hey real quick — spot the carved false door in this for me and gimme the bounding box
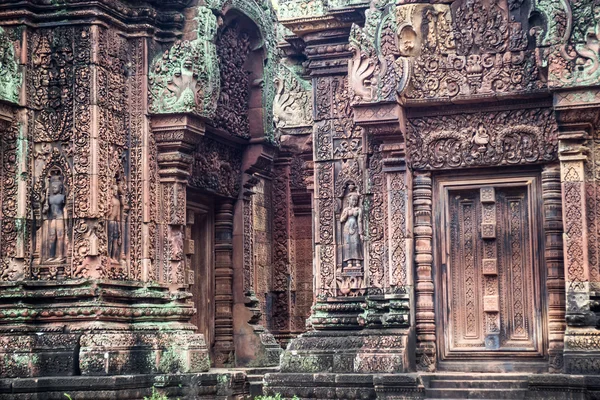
[186,199,215,363]
[439,178,545,366]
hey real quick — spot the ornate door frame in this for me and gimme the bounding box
[431,169,558,372]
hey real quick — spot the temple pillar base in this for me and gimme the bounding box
[564,328,600,374]
[264,372,422,399]
[0,371,248,399]
[0,332,80,378]
[280,329,411,374]
[79,329,210,376]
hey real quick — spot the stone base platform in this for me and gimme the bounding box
[264,372,600,399]
[0,370,249,400]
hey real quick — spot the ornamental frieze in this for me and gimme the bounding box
[407,106,559,170]
[189,136,243,198]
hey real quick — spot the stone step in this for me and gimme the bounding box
[430,379,528,389]
[425,388,528,399]
[423,373,529,381]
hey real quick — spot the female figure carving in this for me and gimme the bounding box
[340,191,363,268]
[43,172,66,263]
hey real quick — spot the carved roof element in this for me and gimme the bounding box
[0,27,21,105]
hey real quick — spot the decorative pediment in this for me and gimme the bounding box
[273,61,313,136]
[0,27,22,105]
[148,6,220,117]
[348,2,409,105]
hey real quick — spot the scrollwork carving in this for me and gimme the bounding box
[273,61,313,134]
[149,6,220,117]
[407,107,559,170]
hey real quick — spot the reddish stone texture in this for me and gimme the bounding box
[3,0,600,399]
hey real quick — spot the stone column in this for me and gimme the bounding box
[214,199,235,366]
[542,164,566,372]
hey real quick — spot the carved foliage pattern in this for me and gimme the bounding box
[407,107,559,170]
[563,163,586,291]
[214,21,252,138]
[585,138,600,285]
[0,112,24,281]
[189,137,242,198]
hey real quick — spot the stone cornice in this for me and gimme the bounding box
[0,0,185,39]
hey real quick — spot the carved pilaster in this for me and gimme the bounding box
[555,89,600,373]
[413,171,435,371]
[272,157,292,336]
[214,199,235,367]
[152,114,203,286]
[542,163,566,372]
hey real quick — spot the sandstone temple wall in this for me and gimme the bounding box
[0,0,599,399]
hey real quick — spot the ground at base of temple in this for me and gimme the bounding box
[2,371,600,399]
[264,372,600,400]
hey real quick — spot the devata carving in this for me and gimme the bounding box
[337,187,365,297]
[407,107,559,170]
[107,175,128,262]
[149,6,220,117]
[42,170,67,263]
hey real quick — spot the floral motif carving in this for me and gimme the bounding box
[149,6,220,117]
[407,107,559,170]
[0,27,22,104]
[189,137,242,198]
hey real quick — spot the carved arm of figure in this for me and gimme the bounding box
[340,207,349,224]
[357,207,364,241]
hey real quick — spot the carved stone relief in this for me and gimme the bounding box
[407,107,559,170]
[0,26,22,104]
[396,1,545,102]
[273,61,313,135]
[189,137,242,198]
[149,6,220,117]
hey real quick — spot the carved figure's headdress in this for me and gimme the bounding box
[49,169,64,184]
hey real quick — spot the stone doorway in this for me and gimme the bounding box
[186,196,215,364]
[435,174,547,371]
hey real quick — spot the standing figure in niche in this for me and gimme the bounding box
[43,173,66,263]
[107,183,122,261]
[340,191,363,268]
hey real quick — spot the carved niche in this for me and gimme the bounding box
[32,149,73,280]
[407,106,559,170]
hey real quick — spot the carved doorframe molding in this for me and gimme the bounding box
[414,166,565,372]
[406,100,564,372]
